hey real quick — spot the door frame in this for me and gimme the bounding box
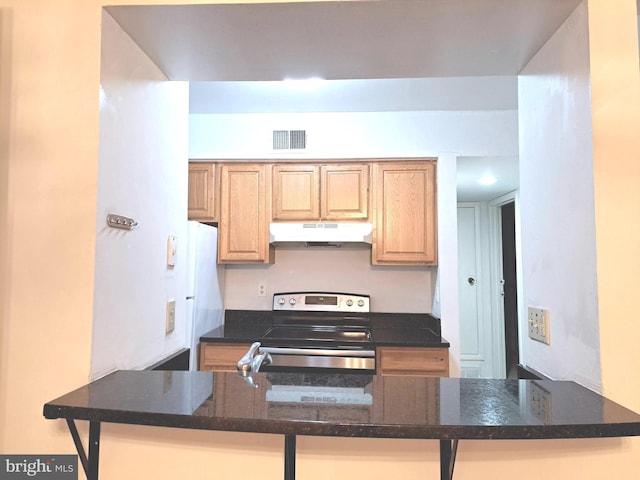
[487,190,521,378]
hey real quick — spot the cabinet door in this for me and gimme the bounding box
[372,161,437,265]
[320,164,369,220]
[188,162,216,221]
[199,343,252,371]
[272,164,320,220]
[377,347,449,377]
[218,164,273,263]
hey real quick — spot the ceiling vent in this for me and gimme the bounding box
[273,130,307,150]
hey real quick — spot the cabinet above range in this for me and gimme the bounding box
[272,163,369,221]
[187,159,437,266]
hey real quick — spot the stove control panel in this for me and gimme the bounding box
[273,292,370,313]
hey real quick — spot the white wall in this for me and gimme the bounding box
[91,11,190,379]
[435,154,461,376]
[518,2,601,390]
[225,247,435,313]
[190,110,518,159]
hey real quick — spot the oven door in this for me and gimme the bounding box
[259,346,376,373]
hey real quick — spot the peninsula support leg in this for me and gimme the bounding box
[439,439,459,480]
[284,434,296,480]
[65,419,101,480]
[88,422,101,480]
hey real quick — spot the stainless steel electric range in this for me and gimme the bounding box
[254,292,376,373]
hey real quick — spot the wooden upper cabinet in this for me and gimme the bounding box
[272,163,369,221]
[372,160,437,265]
[272,164,320,220]
[218,163,274,264]
[188,162,216,221]
[321,164,369,220]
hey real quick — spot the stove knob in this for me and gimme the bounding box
[357,299,365,307]
[346,299,353,307]
[278,298,285,305]
[289,298,296,306]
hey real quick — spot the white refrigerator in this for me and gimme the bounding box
[186,221,225,371]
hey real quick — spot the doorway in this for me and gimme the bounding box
[500,201,519,378]
[488,192,520,379]
[457,192,520,379]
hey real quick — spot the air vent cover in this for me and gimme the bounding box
[273,130,307,150]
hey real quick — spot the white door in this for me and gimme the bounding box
[457,204,491,377]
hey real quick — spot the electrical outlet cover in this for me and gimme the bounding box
[528,306,550,344]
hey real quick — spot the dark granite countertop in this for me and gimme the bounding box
[200,310,449,348]
[44,370,640,440]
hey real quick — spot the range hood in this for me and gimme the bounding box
[269,222,373,247]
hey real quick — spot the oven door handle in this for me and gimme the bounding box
[259,347,375,357]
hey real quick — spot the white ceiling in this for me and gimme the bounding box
[456,156,519,202]
[105,0,584,202]
[106,0,583,81]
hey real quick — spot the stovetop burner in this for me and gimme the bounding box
[263,325,372,343]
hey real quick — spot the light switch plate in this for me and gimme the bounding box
[167,235,177,268]
[166,300,176,334]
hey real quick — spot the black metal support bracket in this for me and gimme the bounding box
[439,439,459,480]
[284,434,296,480]
[65,419,101,480]
[64,420,455,480]
[65,419,88,476]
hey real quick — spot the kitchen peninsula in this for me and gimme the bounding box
[44,370,640,480]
